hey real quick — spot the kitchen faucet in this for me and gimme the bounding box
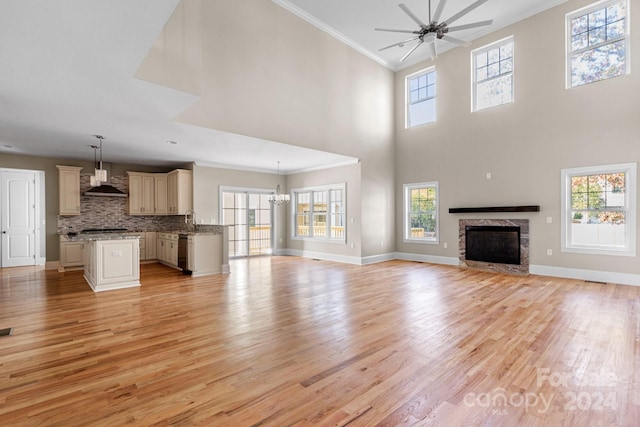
[184,210,196,226]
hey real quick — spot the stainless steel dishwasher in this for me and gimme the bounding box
[178,234,190,274]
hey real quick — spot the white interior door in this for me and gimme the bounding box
[1,171,36,267]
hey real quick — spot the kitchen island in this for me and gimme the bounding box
[83,234,140,292]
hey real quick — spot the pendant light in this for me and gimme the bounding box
[268,161,290,205]
[90,135,107,186]
[90,144,99,187]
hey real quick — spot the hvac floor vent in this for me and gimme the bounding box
[0,327,13,337]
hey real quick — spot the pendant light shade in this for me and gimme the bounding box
[90,135,108,187]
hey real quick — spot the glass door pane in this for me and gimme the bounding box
[249,193,272,255]
[222,190,273,257]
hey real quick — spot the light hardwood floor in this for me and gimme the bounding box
[0,257,639,426]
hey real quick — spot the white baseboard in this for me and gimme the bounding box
[278,250,640,287]
[361,252,396,265]
[394,252,460,266]
[281,249,364,265]
[530,264,640,287]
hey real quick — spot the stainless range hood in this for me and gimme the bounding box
[84,184,127,197]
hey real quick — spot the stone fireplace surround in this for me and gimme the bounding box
[459,219,529,275]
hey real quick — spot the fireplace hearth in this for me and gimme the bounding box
[459,219,529,275]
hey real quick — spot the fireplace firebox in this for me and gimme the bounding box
[465,225,520,265]
[458,219,529,275]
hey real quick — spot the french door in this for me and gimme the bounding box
[221,189,273,257]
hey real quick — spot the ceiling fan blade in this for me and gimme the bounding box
[432,0,448,23]
[400,40,423,62]
[374,27,418,34]
[442,0,489,25]
[379,36,420,51]
[447,19,493,32]
[399,3,427,28]
[440,35,470,46]
[428,39,438,60]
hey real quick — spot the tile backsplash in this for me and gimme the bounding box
[57,173,191,233]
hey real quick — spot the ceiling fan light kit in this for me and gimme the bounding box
[375,0,493,62]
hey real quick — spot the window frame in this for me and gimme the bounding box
[405,66,436,128]
[565,0,630,88]
[471,35,515,112]
[403,181,439,244]
[291,183,346,243]
[561,162,636,257]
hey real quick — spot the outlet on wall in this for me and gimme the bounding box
[547,249,553,256]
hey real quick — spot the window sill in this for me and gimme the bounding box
[561,246,635,257]
[404,238,439,245]
[291,236,346,245]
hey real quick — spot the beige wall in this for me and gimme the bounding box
[137,0,396,259]
[395,0,640,274]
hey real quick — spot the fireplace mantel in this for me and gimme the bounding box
[449,205,540,214]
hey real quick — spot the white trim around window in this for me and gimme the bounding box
[291,183,346,243]
[403,181,439,244]
[565,0,630,88]
[561,162,636,256]
[471,35,514,112]
[405,66,436,128]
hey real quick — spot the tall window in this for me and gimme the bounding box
[404,182,438,243]
[567,0,629,88]
[472,36,514,112]
[561,163,636,256]
[293,184,345,241]
[406,67,436,128]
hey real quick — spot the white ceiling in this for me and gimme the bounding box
[275,0,567,70]
[0,0,565,174]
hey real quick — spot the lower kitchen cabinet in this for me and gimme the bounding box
[187,233,223,277]
[83,237,140,292]
[128,231,157,261]
[145,232,157,260]
[157,233,178,267]
[59,236,84,271]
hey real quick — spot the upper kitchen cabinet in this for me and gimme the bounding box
[154,174,168,215]
[167,169,193,215]
[128,172,157,215]
[57,165,82,215]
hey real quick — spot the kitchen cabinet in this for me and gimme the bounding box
[154,175,168,214]
[167,169,193,215]
[187,233,223,277]
[59,235,84,271]
[145,232,157,260]
[128,172,169,215]
[127,232,151,260]
[157,232,178,267]
[57,165,82,215]
[83,237,140,292]
[128,172,153,215]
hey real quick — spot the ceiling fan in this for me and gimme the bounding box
[375,0,493,62]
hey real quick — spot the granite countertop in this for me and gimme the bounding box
[58,225,227,240]
[61,233,142,242]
